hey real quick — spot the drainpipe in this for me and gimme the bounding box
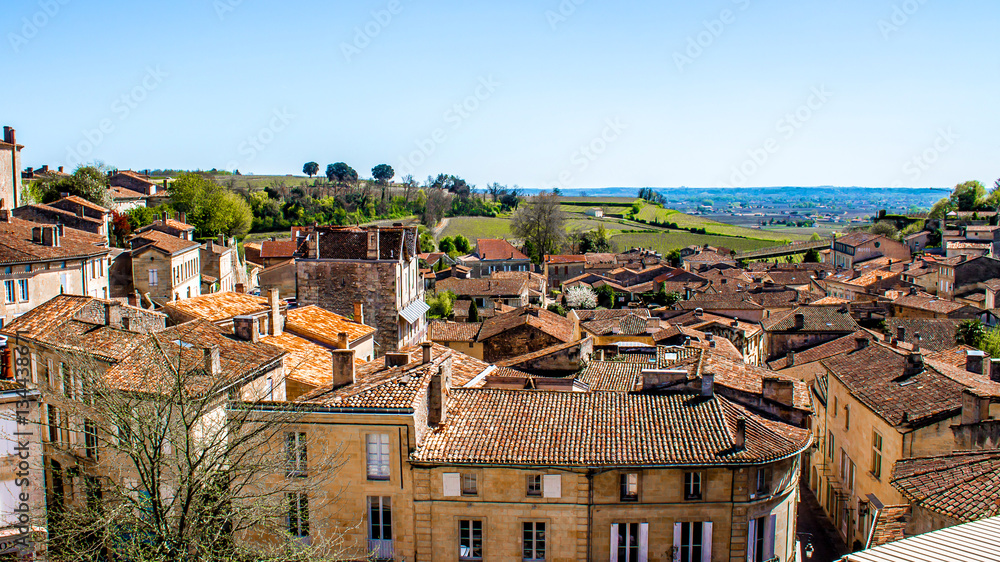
[587,469,594,562]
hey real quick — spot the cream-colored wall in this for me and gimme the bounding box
[0,256,110,324]
[132,247,201,301]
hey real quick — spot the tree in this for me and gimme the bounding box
[928,197,952,219]
[371,164,394,184]
[596,284,616,309]
[803,248,821,263]
[565,285,597,309]
[955,320,986,347]
[110,210,133,247]
[427,290,456,319]
[419,231,436,253]
[167,173,253,238]
[579,225,612,253]
[949,180,987,211]
[30,165,111,207]
[421,189,452,227]
[302,162,319,178]
[325,164,337,182]
[438,237,455,254]
[869,221,899,239]
[467,299,480,322]
[511,192,566,263]
[30,326,348,562]
[452,235,472,254]
[326,163,358,186]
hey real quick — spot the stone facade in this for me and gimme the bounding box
[0,127,22,209]
[480,323,565,363]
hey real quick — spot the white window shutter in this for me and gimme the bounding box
[747,518,757,562]
[764,514,777,560]
[610,524,619,562]
[638,522,649,562]
[702,521,713,562]
[543,474,561,498]
[673,522,682,562]
[442,473,460,497]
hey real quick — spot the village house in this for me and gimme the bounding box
[435,276,529,314]
[135,212,196,241]
[129,229,202,303]
[761,306,860,361]
[456,238,532,278]
[891,289,980,319]
[0,213,111,325]
[428,320,484,360]
[12,195,111,242]
[476,306,579,363]
[831,233,911,269]
[489,270,547,306]
[295,225,427,353]
[108,169,166,199]
[543,254,586,286]
[200,235,237,293]
[0,127,23,209]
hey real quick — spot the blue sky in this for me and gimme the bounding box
[4,0,998,189]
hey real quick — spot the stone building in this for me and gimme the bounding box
[200,235,236,293]
[761,306,860,361]
[457,238,532,278]
[435,277,529,313]
[12,195,111,241]
[0,127,23,209]
[477,306,579,363]
[543,254,586,287]
[129,229,202,303]
[0,213,111,325]
[831,233,911,269]
[296,225,427,354]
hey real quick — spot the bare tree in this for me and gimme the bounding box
[20,333,350,562]
[511,191,567,262]
[422,188,452,228]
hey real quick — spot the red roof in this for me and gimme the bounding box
[476,239,529,261]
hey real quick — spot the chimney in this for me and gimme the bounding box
[422,341,433,365]
[961,389,989,425]
[41,226,59,247]
[58,166,63,173]
[427,366,449,426]
[645,317,661,333]
[897,326,906,342]
[855,337,869,351]
[0,209,10,222]
[965,350,985,375]
[787,351,795,366]
[161,179,167,193]
[206,239,214,252]
[268,288,282,336]
[233,315,259,342]
[763,377,795,406]
[2,127,14,145]
[793,313,805,329]
[908,286,917,295]
[331,349,356,388]
[701,372,715,396]
[337,331,349,349]
[990,359,1000,382]
[121,316,131,331]
[385,352,410,368]
[162,211,169,223]
[366,229,379,260]
[104,302,121,327]
[218,233,226,247]
[903,351,924,378]
[734,417,746,450]
[234,283,245,294]
[694,307,703,317]
[353,302,364,324]
[204,346,220,376]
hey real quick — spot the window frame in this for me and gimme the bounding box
[526,474,542,497]
[287,492,309,538]
[871,430,883,479]
[683,471,703,501]
[17,279,28,302]
[367,495,392,542]
[286,432,307,477]
[678,520,704,562]
[522,521,546,562]
[620,472,639,502]
[365,433,391,481]
[4,280,14,304]
[459,519,484,561]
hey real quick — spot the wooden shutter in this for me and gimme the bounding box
[746,518,757,562]
[763,514,777,560]
[638,522,648,562]
[610,524,619,562]
[442,473,460,496]
[672,522,682,562]
[702,521,713,562]
[543,474,561,498]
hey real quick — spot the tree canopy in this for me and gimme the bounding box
[511,191,566,263]
[29,165,111,207]
[167,173,253,238]
[371,164,394,183]
[302,162,319,178]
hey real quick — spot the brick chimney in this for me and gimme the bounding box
[385,352,410,368]
[353,302,364,324]
[961,389,989,425]
[422,341,432,365]
[763,377,795,406]
[204,346,220,376]
[965,350,985,375]
[104,302,121,327]
[366,229,379,260]
[2,127,14,145]
[990,359,1000,382]
[734,417,746,449]
[331,349,356,388]
[787,351,795,367]
[897,326,906,342]
[793,313,805,330]
[337,331,349,349]
[234,283,245,294]
[902,351,924,378]
[855,337,869,351]
[701,372,714,396]
[268,288,282,337]
[233,315,259,342]
[427,360,451,426]
[645,317,661,333]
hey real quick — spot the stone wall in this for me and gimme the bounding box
[481,324,563,363]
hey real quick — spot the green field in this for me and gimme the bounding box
[635,204,810,242]
[611,232,776,254]
[438,217,514,240]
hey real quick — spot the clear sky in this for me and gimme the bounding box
[4,0,998,189]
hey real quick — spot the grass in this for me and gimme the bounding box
[438,217,514,240]
[634,204,811,243]
[611,232,776,254]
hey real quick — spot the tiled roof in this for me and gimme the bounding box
[810,296,850,306]
[577,360,643,391]
[436,277,528,297]
[57,195,109,214]
[836,232,880,247]
[882,318,964,352]
[0,294,165,349]
[130,229,200,255]
[545,254,586,264]
[767,331,875,370]
[582,313,651,336]
[892,451,1000,523]
[109,185,145,199]
[492,337,592,370]
[821,344,968,427]
[0,217,109,264]
[585,253,616,265]
[573,308,650,322]
[429,321,483,342]
[285,305,376,345]
[761,306,859,332]
[114,170,156,186]
[925,345,984,368]
[259,239,303,259]
[893,294,972,315]
[678,293,764,311]
[475,238,529,261]
[868,505,911,547]
[489,270,546,292]
[263,331,364,389]
[478,306,576,343]
[298,343,489,409]
[136,218,195,233]
[161,292,269,323]
[412,389,811,466]
[314,226,417,261]
[698,350,811,409]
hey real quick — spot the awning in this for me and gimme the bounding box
[400,300,430,324]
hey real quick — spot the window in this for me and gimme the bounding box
[833,396,838,417]
[17,279,27,302]
[84,419,98,459]
[286,432,307,476]
[526,474,542,497]
[287,492,309,537]
[459,519,483,561]
[47,405,59,443]
[266,377,274,400]
[840,449,856,494]
[523,522,546,561]
[684,471,702,500]
[871,431,883,479]
[747,515,775,562]
[461,473,478,496]
[845,404,851,430]
[368,496,392,543]
[620,473,639,502]
[148,268,158,287]
[827,431,835,460]
[676,521,709,562]
[753,467,772,497]
[4,280,14,304]
[611,522,646,562]
[366,434,390,480]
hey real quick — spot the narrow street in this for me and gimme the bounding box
[797,486,849,562]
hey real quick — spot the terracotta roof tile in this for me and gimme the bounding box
[868,505,911,547]
[285,305,376,345]
[260,239,304,259]
[883,318,964,352]
[767,331,875,370]
[892,451,1000,523]
[0,217,108,264]
[161,292,270,323]
[478,306,576,343]
[474,239,529,261]
[130,229,200,255]
[429,321,483,342]
[436,277,528,297]
[762,306,859,332]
